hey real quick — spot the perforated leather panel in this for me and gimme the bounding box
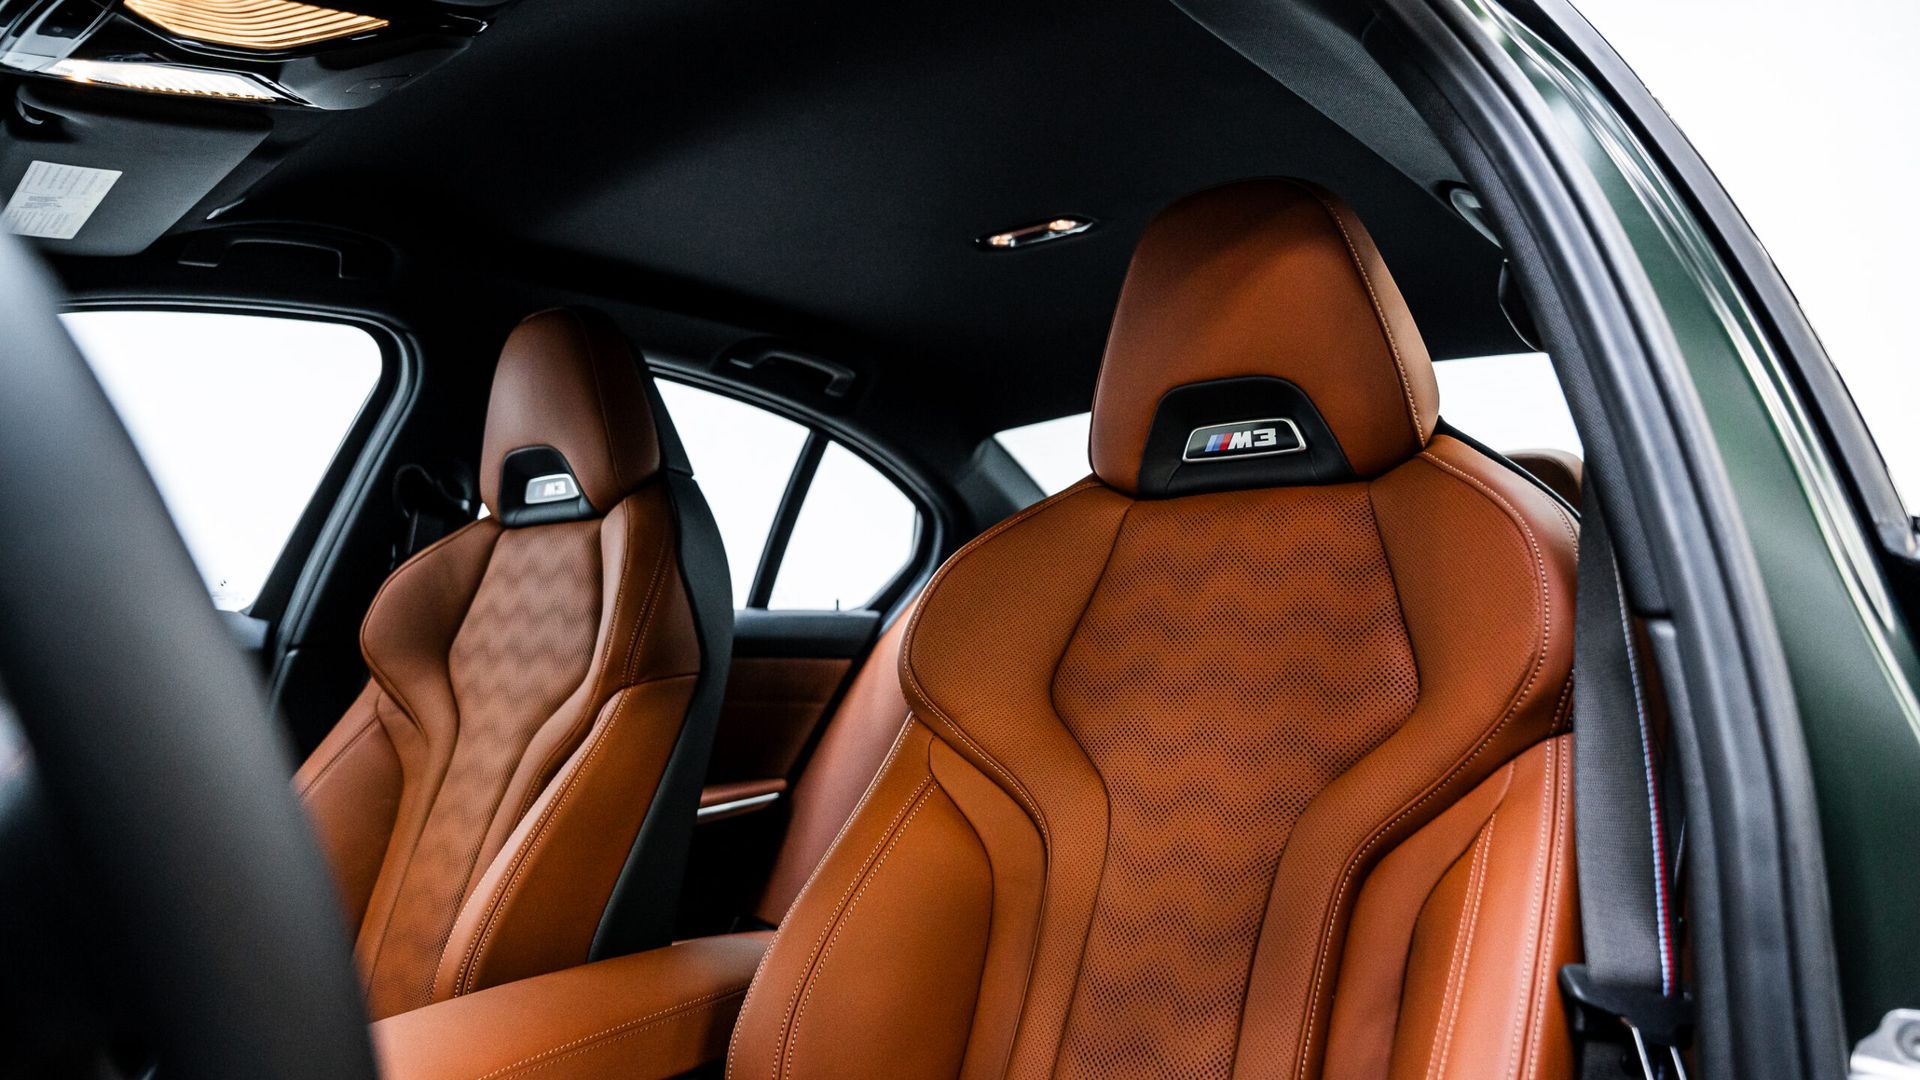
[1052,486,1418,1079]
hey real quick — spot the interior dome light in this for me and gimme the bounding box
[124,0,388,51]
[45,57,285,101]
[976,215,1094,251]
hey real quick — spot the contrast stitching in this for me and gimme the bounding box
[1292,450,1556,1080]
[455,689,636,994]
[784,788,935,1080]
[1298,183,1423,447]
[295,708,382,798]
[727,715,918,1079]
[473,983,747,1080]
[1427,815,1497,1080]
[455,678,694,996]
[360,519,497,732]
[1616,559,1675,994]
[1503,742,1556,1079]
[1522,741,1572,1080]
[897,481,1105,834]
[1548,677,1576,736]
[769,776,934,1080]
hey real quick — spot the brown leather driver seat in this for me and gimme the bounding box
[729,180,1581,1079]
[295,308,733,1021]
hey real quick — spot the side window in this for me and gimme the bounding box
[658,379,921,611]
[995,352,1579,501]
[1431,352,1582,455]
[769,443,918,611]
[59,309,383,612]
[656,381,809,607]
[995,411,1092,497]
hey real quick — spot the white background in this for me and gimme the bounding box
[1572,0,1919,505]
[62,310,380,610]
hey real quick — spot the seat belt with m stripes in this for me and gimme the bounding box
[1562,482,1693,1080]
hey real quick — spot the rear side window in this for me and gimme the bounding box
[658,379,922,611]
[770,443,918,610]
[995,412,1092,497]
[657,381,809,607]
[995,352,1580,500]
[59,309,382,611]
[1430,352,1582,455]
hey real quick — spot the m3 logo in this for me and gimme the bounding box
[1181,417,1307,463]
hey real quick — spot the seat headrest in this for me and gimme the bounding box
[479,307,661,524]
[1089,179,1438,497]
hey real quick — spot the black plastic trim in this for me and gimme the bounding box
[747,431,826,608]
[732,608,881,660]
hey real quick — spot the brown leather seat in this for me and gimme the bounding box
[294,307,733,1021]
[728,180,1581,1078]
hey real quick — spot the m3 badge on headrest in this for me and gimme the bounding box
[1181,417,1306,463]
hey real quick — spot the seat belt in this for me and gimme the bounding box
[1562,482,1693,1080]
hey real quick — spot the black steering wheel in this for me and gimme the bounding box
[0,230,378,1078]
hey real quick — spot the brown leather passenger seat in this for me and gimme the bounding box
[728,180,1582,1078]
[294,307,733,1021]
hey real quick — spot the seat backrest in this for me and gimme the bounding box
[295,307,732,1020]
[729,180,1580,1079]
[1509,448,1584,506]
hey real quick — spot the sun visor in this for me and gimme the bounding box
[2,84,267,255]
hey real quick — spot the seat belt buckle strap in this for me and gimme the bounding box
[1561,963,1694,1080]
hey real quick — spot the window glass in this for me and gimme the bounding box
[1432,352,1583,456]
[657,380,808,607]
[1571,0,1919,505]
[770,443,918,611]
[995,411,1092,497]
[59,309,382,611]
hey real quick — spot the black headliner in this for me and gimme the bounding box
[224,0,1514,433]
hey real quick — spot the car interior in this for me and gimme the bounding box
[2,0,1882,1078]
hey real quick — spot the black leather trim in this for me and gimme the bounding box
[1136,376,1355,497]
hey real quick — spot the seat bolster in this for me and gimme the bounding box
[294,679,402,933]
[730,721,994,1080]
[1322,735,1579,1080]
[374,931,770,1080]
[435,675,700,1000]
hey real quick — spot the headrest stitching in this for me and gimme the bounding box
[1295,183,1425,449]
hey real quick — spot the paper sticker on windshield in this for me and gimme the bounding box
[3,161,122,241]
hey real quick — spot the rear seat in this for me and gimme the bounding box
[1509,448,1583,505]
[753,601,915,924]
